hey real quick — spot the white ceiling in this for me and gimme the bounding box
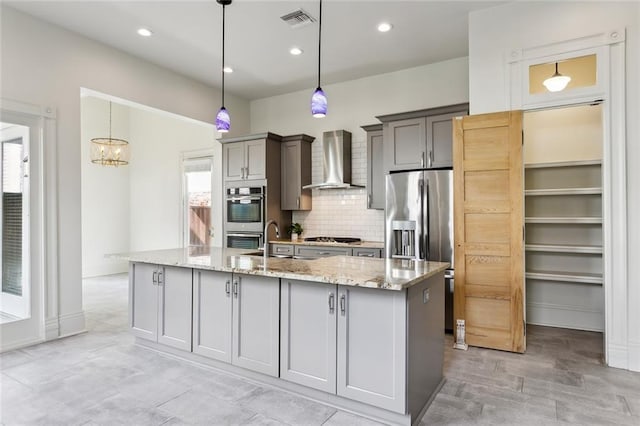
[6,0,505,101]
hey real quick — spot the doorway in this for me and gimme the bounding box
[0,122,30,323]
[523,104,604,353]
[182,152,214,247]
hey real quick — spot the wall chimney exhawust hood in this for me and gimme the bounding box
[303,130,363,190]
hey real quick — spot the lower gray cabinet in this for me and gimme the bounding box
[280,280,406,413]
[352,247,382,258]
[280,279,337,393]
[337,285,407,413]
[193,271,280,377]
[193,270,233,362]
[129,262,193,351]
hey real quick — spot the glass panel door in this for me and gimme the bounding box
[183,156,213,247]
[0,122,30,323]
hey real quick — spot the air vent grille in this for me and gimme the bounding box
[280,9,316,28]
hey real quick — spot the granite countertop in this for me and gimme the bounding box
[269,239,384,249]
[113,247,448,291]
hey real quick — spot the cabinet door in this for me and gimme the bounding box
[367,130,385,210]
[193,270,233,362]
[280,280,337,393]
[427,111,466,169]
[281,141,301,210]
[157,266,193,351]
[129,262,158,341]
[232,274,280,376]
[294,246,352,258]
[245,139,266,180]
[384,118,426,172]
[352,248,382,258]
[223,143,245,181]
[337,286,406,413]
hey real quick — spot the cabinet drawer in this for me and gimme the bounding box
[269,244,294,256]
[294,246,352,259]
[352,248,382,258]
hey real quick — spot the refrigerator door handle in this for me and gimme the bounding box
[425,179,430,261]
[418,178,425,259]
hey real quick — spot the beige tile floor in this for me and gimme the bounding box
[1,274,639,425]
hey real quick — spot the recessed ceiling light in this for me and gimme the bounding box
[223,66,233,73]
[377,22,392,33]
[290,47,303,56]
[137,28,153,37]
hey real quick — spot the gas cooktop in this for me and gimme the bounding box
[304,236,362,244]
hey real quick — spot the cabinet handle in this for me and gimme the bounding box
[328,293,335,313]
[340,294,346,315]
[225,280,231,296]
[152,271,158,285]
[297,197,300,208]
[319,251,332,255]
[359,253,374,257]
[240,167,245,179]
[244,166,248,179]
[233,279,239,298]
[367,194,371,209]
[421,152,425,168]
[429,150,434,168]
[157,271,164,286]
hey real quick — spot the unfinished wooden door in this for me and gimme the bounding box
[453,111,525,353]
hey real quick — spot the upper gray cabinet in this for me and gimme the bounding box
[377,103,469,172]
[361,124,384,210]
[220,132,283,182]
[281,134,314,211]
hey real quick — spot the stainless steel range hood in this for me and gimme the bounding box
[302,130,364,190]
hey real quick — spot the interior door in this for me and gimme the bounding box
[453,111,525,353]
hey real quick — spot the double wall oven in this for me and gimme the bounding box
[225,185,265,249]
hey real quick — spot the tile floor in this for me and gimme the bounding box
[0,274,639,425]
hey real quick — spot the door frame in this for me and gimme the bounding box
[0,98,58,351]
[506,28,627,368]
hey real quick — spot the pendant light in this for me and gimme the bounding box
[543,62,571,92]
[216,0,232,132]
[90,101,129,167]
[311,0,327,118]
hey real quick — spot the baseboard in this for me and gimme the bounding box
[82,261,128,279]
[58,311,86,337]
[45,317,59,340]
[527,302,603,332]
[607,342,629,370]
[628,340,640,372]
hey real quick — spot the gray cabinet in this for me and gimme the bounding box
[280,279,337,393]
[232,274,280,377]
[129,262,193,351]
[362,124,384,210]
[294,245,352,259]
[337,285,406,413]
[192,270,280,377]
[192,270,233,362]
[222,139,265,181]
[377,103,468,173]
[352,247,382,258]
[281,134,314,211]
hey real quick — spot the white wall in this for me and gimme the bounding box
[251,57,469,241]
[0,5,250,338]
[128,106,218,252]
[80,97,130,277]
[469,1,639,370]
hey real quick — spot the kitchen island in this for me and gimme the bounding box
[119,247,447,426]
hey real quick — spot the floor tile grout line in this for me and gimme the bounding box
[618,394,632,416]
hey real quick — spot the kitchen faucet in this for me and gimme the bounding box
[263,219,280,261]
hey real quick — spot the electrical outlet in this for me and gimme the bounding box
[423,288,430,303]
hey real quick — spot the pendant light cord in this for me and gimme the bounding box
[317,0,322,88]
[221,3,226,108]
[109,101,112,140]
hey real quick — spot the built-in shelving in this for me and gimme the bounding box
[525,244,602,254]
[526,270,603,285]
[524,187,601,196]
[525,217,602,224]
[524,159,602,169]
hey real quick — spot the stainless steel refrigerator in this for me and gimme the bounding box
[385,170,455,332]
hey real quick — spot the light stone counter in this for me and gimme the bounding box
[115,247,448,290]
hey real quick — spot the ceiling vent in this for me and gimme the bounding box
[280,9,316,29]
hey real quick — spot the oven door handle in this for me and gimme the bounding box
[226,233,263,238]
[227,196,263,202]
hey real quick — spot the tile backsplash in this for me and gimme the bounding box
[291,133,385,242]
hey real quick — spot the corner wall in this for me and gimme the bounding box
[0,5,250,338]
[468,1,639,371]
